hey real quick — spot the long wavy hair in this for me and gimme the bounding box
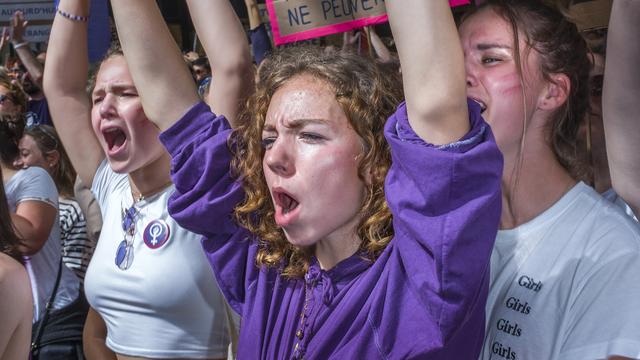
[24,125,77,198]
[231,47,403,278]
[464,0,591,180]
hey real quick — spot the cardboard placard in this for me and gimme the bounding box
[0,0,54,42]
[266,0,470,45]
[569,0,613,31]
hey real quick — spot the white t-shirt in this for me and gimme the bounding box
[5,166,80,322]
[84,160,231,358]
[481,182,640,360]
[602,188,638,222]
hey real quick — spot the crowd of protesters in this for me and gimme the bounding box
[0,0,639,359]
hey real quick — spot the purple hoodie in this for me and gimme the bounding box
[159,100,502,359]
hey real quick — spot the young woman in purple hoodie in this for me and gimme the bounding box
[111,0,502,358]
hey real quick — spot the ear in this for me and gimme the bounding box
[538,73,570,111]
[46,150,60,169]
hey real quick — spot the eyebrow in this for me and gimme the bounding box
[476,43,512,51]
[92,84,136,96]
[263,118,328,132]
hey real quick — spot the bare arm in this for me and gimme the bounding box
[12,200,57,256]
[43,0,103,186]
[0,257,32,359]
[341,30,361,53]
[110,0,199,132]
[0,27,10,67]
[186,0,253,127]
[11,11,43,89]
[603,0,640,214]
[386,0,468,145]
[367,26,394,63]
[83,307,117,360]
[245,0,262,30]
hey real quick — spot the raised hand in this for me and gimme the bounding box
[10,11,28,43]
[0,27,10,52]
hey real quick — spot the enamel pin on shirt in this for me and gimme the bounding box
[143,219,171,249]
[116,204,138,270]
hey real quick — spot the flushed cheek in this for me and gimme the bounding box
[486,71,522,98]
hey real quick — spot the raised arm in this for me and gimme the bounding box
[109,0,200,131]
[386,0,468,145]
[367,26,394,64]
[11,11,43,89]
[43,0,103,186]
[245,0,262,30]
[603,0,640,214]
[245,0,272,66]
[186,0,253,127]
[0,27,9,66]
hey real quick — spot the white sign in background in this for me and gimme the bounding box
[0,1,54,42]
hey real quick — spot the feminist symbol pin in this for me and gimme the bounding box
[143,219,171,249]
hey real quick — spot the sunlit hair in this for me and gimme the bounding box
[231,46,403,278]
[0,166,23,263]
[87,42,124,96]
[464,0,591,180]
[0,112,25,167]
[0,77,28,113]
[24,125,77,198]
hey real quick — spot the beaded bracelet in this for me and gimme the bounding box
[57,8,89,22]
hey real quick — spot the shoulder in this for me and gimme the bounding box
[91,159,129,206]
[21,165,50,179]
[12,167,58,207]
[574,185,640,258]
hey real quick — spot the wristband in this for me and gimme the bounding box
[12,41,29,50]
[57,8,89,22]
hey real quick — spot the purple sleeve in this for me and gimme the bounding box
[159,102,255,313]
[249,24,272,65]
[384,99,503,339]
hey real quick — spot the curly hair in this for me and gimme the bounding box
[24,125,77,198]
[466,0,591,180]
[231,46,403,278]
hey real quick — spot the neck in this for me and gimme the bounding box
[500,135,577,230]
[128,152,172,201]
[314,220,361,271]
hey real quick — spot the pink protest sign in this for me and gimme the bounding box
[266,0,470,46]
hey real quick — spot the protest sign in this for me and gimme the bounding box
[266,0,470,45]
[0,0,55,42]
[569,0,612,31]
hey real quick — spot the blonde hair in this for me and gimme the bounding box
[231,47,403,278]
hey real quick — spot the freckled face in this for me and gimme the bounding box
[262,75,365,248]
[91,56,165,174]
[460,8,547,157]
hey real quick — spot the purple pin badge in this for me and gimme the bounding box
[143,219,171,249]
